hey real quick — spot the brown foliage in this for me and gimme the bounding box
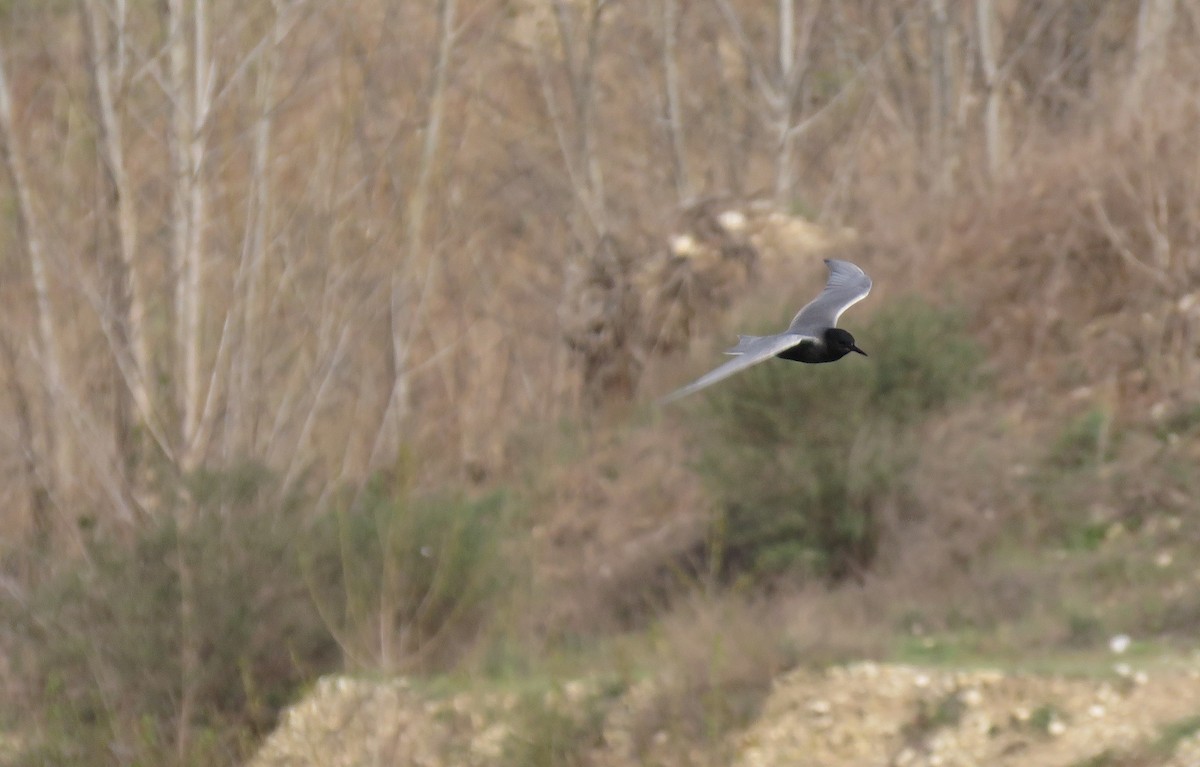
[0,0,1182,529]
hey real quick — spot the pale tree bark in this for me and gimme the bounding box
[80,0,160,507]
[163,0,212,758]
[568,0,609,232]
[400,0,457,396]
[1126,0,1177,119]
[927,0,951,191]
[975,0,1005,179]
[711,0,822,206]
[405,0,455,272]
[773,0,795,204]
[774,0,821,204]
[534,0,612,236]
[0,331,51,550]
[661,0,690,201]
[778,0,793,77]
[166,0,213,475]
[230,2,286,459]
[189,1,303,469]
[0,42,70,503]
[166,0,190,456]
[367,0,458,485]
[183,0,212,470]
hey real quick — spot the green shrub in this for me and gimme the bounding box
[3,466,519,765]
[4,464,330,765]
[1047,409,1113,470]
[303,482,515,670]
[691,299,982,582]
[1027,409,1114,546]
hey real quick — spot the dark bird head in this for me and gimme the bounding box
[825,327,867,359]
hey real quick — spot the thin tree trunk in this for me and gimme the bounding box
[773,0,820,206]
[405,0,455,271]
[0,41,69,503]
[163,0,209,757]
[183,0,211,469]
[546,0,610,234]
[975,0,1004,179]
[167,0,190,456]
[81,0,159,510]
[778,0,793,77]
[1126,0,1177,119]
[230,4,282,459]
[661,0,690,201]
[712,0,819,206]
[376,0,458,470]
[81,0,152,416]
[773,0,796,204]
[0,331,52,551]
[927,0,950,190]
[167,0,211,474]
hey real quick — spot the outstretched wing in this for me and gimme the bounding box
[658,333,812,404]
[786,259,872,336]
[724,334,763,355]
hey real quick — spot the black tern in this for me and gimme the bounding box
[659,259,872,404]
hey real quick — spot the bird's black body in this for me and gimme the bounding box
[658,260,873,403]
[776,328,866,364]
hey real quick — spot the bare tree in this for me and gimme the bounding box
[360,0,459,494]
[0,41,70,505]
[532,0,649,406]
[0,331,51,548]
[227,1,293,461]
[80,0,164,510]
[975,0,1005,179]
[162,0,213,755]
[926,0,952,190]
[711,0,824,205]
[165,0,213,475]
[1126,0,1177,119]
[661,0,691,201]
[533,0,612,237]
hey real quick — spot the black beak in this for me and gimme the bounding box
[851,345,867,356]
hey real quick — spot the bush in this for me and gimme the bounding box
[2,467,518,765]
[691,299,982,582]
[3,465,329,765]
[303,482,515,671]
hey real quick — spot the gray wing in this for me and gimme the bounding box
[658,333,813,404]
[786,259,872,336]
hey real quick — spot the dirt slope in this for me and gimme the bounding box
[736,661,1200,767]
[251,660,1200,767]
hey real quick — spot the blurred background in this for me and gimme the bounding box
[2,0,1200,764]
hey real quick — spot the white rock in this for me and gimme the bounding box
[717,209,747,233]
[670,234,699,257]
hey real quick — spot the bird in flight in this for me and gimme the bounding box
[659,259,872,404]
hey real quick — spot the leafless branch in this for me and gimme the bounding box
[0,40,70,499]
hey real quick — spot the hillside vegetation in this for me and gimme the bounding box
[1,1,1200,764]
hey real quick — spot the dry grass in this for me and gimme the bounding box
[613,592,807,766]
[513,415,710,637]
[922,92,1200,412]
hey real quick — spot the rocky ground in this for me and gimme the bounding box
[251,658,1200,767]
